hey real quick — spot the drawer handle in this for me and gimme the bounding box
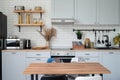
[11,52,16,54]
[36,59,41,60]
[85,53,90,55]
[109,52,114,54]
[36,54,41,55]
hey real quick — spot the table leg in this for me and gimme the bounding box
[31,74,34,80]
[100,74,103,80]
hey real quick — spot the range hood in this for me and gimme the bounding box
[51,18,75,24]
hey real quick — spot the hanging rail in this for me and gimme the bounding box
[73,28,116,32]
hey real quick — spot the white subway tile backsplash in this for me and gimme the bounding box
[1,0,120,48]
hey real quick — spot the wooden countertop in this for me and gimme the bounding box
[2,49,51,52]
[23,62,111,74]
[2,48,120,52]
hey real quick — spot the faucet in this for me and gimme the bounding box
[103,35,111,48]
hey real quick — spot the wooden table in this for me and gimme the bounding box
[23,63,111,80]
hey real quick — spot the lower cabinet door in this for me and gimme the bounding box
[102,52,120,80]
[26,57,49,80]
[2,52,26,80]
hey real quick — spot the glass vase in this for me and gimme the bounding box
[46,41,50,49]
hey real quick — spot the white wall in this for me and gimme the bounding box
[0,0,51,47]
[0,0,120,48]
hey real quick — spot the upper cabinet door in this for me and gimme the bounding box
[51,0,74,18]
[99,0,120,25]
[75,0,97,24]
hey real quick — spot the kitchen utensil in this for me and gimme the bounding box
[102,31,104,44]
[105,30,109,43]
[97,32,101,44]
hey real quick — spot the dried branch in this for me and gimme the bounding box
[37,27,57,41]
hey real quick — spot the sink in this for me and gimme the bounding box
[95,47,119,50]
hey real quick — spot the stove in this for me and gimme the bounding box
[51,50,75,63]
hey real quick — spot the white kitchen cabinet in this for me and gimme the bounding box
[25,51,50,80]
[75,52,100,62]
[99,0,120,25]
[51,0,74,18]
[2,51,26,80]
[75,0,97,25]
[51,0,120,25]
[75,0,120,25]
[102,51,120,80]
[26,51,50,66]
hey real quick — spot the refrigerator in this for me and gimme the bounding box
[0,12,7,80]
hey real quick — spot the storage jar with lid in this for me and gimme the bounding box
[26,13,31,24]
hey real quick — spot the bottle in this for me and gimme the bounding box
[84,38,91,48]
[26,13,30,24]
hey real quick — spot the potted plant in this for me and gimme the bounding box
[113,33,120,48]
[76,31,82,39]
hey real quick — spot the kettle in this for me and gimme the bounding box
[24,39,31,49]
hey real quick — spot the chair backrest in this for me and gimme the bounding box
[71,57,79,62]
[41,75,68,80]
[71,57,86,62]
[75,76,102,80]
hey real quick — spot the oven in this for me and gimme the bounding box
[51,50,75,63]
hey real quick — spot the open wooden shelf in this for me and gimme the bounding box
[14,23,44,26]
[14,10,44,13]
[14,9,45,32]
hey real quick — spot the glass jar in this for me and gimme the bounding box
[33,18,37,24]
[38,18,43,24]
[26,13,31,24]
[18,14,23,24]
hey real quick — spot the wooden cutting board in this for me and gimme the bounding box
[32,46,49,50]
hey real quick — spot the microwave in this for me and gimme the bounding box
[5,39,25,49]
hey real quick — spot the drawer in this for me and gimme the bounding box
[26,57,48,66]
[83,57,99,62]
[75,52,99,57]
[26,52,50,57]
